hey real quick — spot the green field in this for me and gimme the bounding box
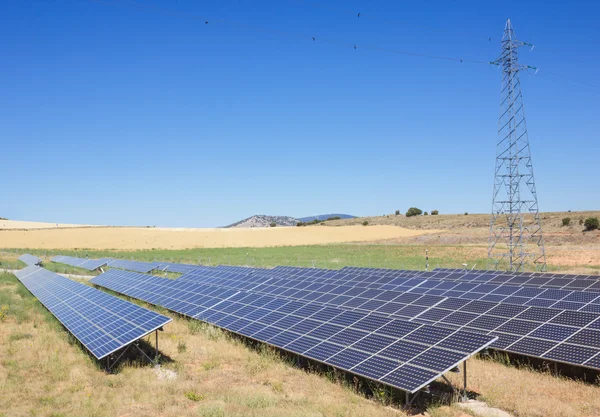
[1,244,490,271]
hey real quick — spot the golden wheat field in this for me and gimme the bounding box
[0,222,434,250]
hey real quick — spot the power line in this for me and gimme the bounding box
[291,0,496,43]
[82,0,491,66]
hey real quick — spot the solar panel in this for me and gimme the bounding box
[91,269,496,393]
[154,262,210,274]
[105,259,158,273]
[18,254,42,266]
[51,255,111,271]
[258,267,600,312]
[433,267,600,281]
[14,266,171,360]
[175,266,600,371]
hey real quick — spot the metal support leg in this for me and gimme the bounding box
[463,360,468,401]
[155,330,159,360]
[405,392,409,407]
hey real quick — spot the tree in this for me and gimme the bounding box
[431,210,439,215]
[296,221,304,227]
[270,222,276,227]
[395,210,400,215]
[424,212,429,216]
[584,217,599,231]
[362,221,369,226]
[405,207,423,217]
[464,212,469,215]
[562,217,571,227]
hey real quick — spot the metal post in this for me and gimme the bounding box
[425,250,429,271]
[463,360,468,401]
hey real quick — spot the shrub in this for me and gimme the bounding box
[185,392,204,402]
[269,222,276,227]
[296,222,304,227]
[424,212,428,216]
[579,219,584,226]
[395,210,400,215]
[177,340,187,353]
[562,217,571,227]
[431,210,439,215]
[464,212,469,215]
[584,217,599,231]
[405,207,423,217]
[362,221,368,226]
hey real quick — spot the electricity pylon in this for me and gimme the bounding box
[488,19,547,272]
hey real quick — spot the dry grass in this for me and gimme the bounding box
[446,357,600,417]
[0,273,405,417]
[0,225,432,250]
[3,272,600,417]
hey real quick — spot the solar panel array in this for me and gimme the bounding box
[52,254,210,274]
[176,266,600,371]
[14,266,171,359]
[18,253,42,266]
[434,267,600,280]
[57,255,600,372]
[155,262,207,274]
[105,259,159,273]
[51,255,111,271]
[91,269,496,393]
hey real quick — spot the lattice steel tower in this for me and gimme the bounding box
[488,19,546,272]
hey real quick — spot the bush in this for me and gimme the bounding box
[424,212,428,216]
[464,212,469,215]
[405,207,423,217]
[270,222,276,227]
[296,222,304,227]
[395,210,400,216]
[431,210,439,215]
[579,219,584,226]
[362,221,368,226]
[584,217,599,231]
[562,217,571,227]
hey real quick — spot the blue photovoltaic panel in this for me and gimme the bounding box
[106,259,158,273]
[91,269,496,393]
[19,254,42,266]
[51,255,110,271]
[155,262,209,274]
[14,266,171,359]
[175,265,600,371]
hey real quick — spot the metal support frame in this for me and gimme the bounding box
[439,360,469,402]
[105,329,161,372]
[404,390,420,409]
[463,360,468,401]
[488,19,546,273]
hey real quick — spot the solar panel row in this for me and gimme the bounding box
[18,253,42,266]
[90,269,496,393]
[176,267,600,371]
[14,266,172,359]
[52,254,211,274]
[51,255,111,271]
[433,267,600,280]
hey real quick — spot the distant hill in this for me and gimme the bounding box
[297,214,356,222]
[225,215,299,228]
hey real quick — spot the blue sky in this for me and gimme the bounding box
[1,0,598,227]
